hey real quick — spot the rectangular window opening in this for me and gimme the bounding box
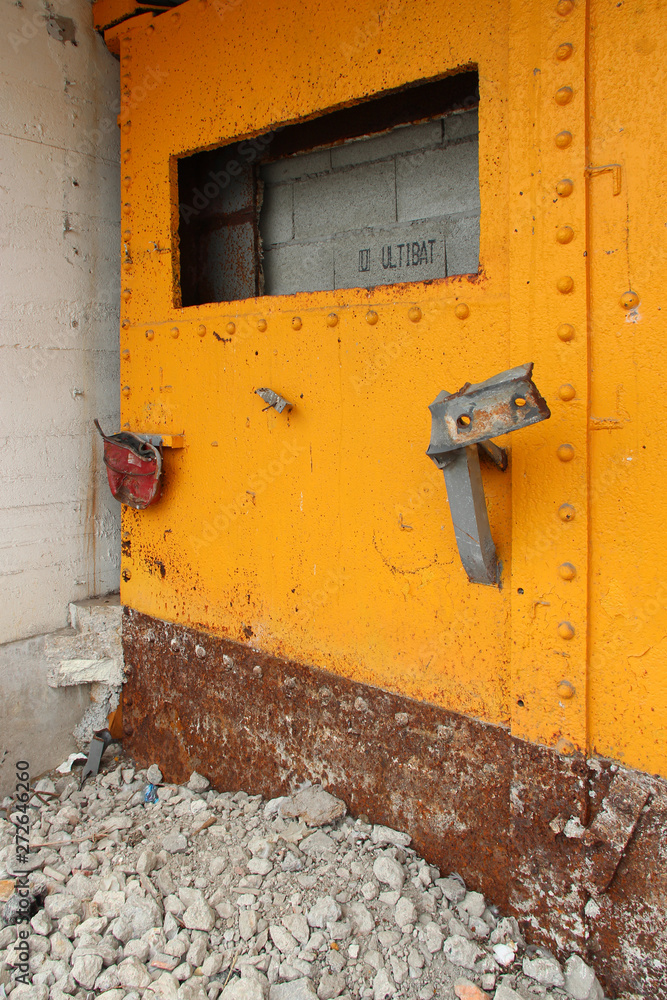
[176,69,479,307]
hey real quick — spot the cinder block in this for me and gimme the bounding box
[261,149,332,184]
[334,219,446,290]
[259,182,293,246]
[445,213,480,276]
[262,241,334,295]
[445,108,479,142]
[396,140,480,222]
[294,160,396,240]
[331,119,443,169]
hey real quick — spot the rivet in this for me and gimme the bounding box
[195,645,206,659]
[559,562,577,580]
[556,0,574,14]
[121,288,132,301]
[123,150,131,163]
[556,737,576,756]
[170,326,179,339]
[408,306,422,323]
[556,225,575,244]
[121,319,130,329]
[558,621,576,640]
[620,290,640,310]
[292,317,302,330]
[122,121,131,133]
[557,275,574,294]
[123,175,132,188]
[557,680,576,699]
[222,321,234,336]
[557,443,575,462]
[558,383,576,401]
[365,310,378,325]
[555,130,573,149]
[145,329,154,341]
[326,312,339,327]
[559,503,575,521]
[454,303,470,320]
[555,86,574,106]
[122,203,131,215]
[121,385,131,397]
[556,42,574,60]
[122,260,132,272]
[122,349,130,359]
[122,568,132,582]
[197,324,206,337]
[257,318,267,332]
[557,323,575,341]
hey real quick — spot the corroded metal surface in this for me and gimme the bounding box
[123,609,667,999]
[122,607,512,907]
[426,363,551,458]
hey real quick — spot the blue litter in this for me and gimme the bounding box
[144,783,159,803]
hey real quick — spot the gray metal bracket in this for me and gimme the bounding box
[427,362,550,585]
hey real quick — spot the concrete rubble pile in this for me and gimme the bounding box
[0,764,612,1000]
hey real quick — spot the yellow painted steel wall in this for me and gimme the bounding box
[114,0,667,778]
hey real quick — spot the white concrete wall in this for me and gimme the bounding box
[0,0,121,646]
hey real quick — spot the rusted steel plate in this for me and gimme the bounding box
[509,740,589,956]
[122,607,512,908]
[587,775,667,998]
[122,609,667,999]
[583,768,652,893]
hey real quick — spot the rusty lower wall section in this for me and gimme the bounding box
[122,608,667,999]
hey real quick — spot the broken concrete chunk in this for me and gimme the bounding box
[187,771,210,793]
[162,832,188,854]
[443,934,484,969]
[372,856,405,891]
[564,954,605,1000]
[71,953,103,989]
[269,978,318,1000]
[522,954,565,987]
[279,785,347,827]
[370,824,411,848]
[182,899,215,932]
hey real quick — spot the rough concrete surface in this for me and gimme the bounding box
[0,768,611,1000]
[0,0,121,647]
[0,634,90,798]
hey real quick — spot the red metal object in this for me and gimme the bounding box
[94,420,162,509]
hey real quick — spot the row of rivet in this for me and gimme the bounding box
[126,305,476,342]
[553,1,577,694]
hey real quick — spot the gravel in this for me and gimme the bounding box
[0,766,609,1000]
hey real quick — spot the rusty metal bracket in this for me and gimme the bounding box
[426,363,550,585]
[136,433,185,448]
[80,728,122,788]
[255,387,293,414]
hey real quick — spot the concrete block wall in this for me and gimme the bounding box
[260,110,479,295]
[0,0,121,790]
